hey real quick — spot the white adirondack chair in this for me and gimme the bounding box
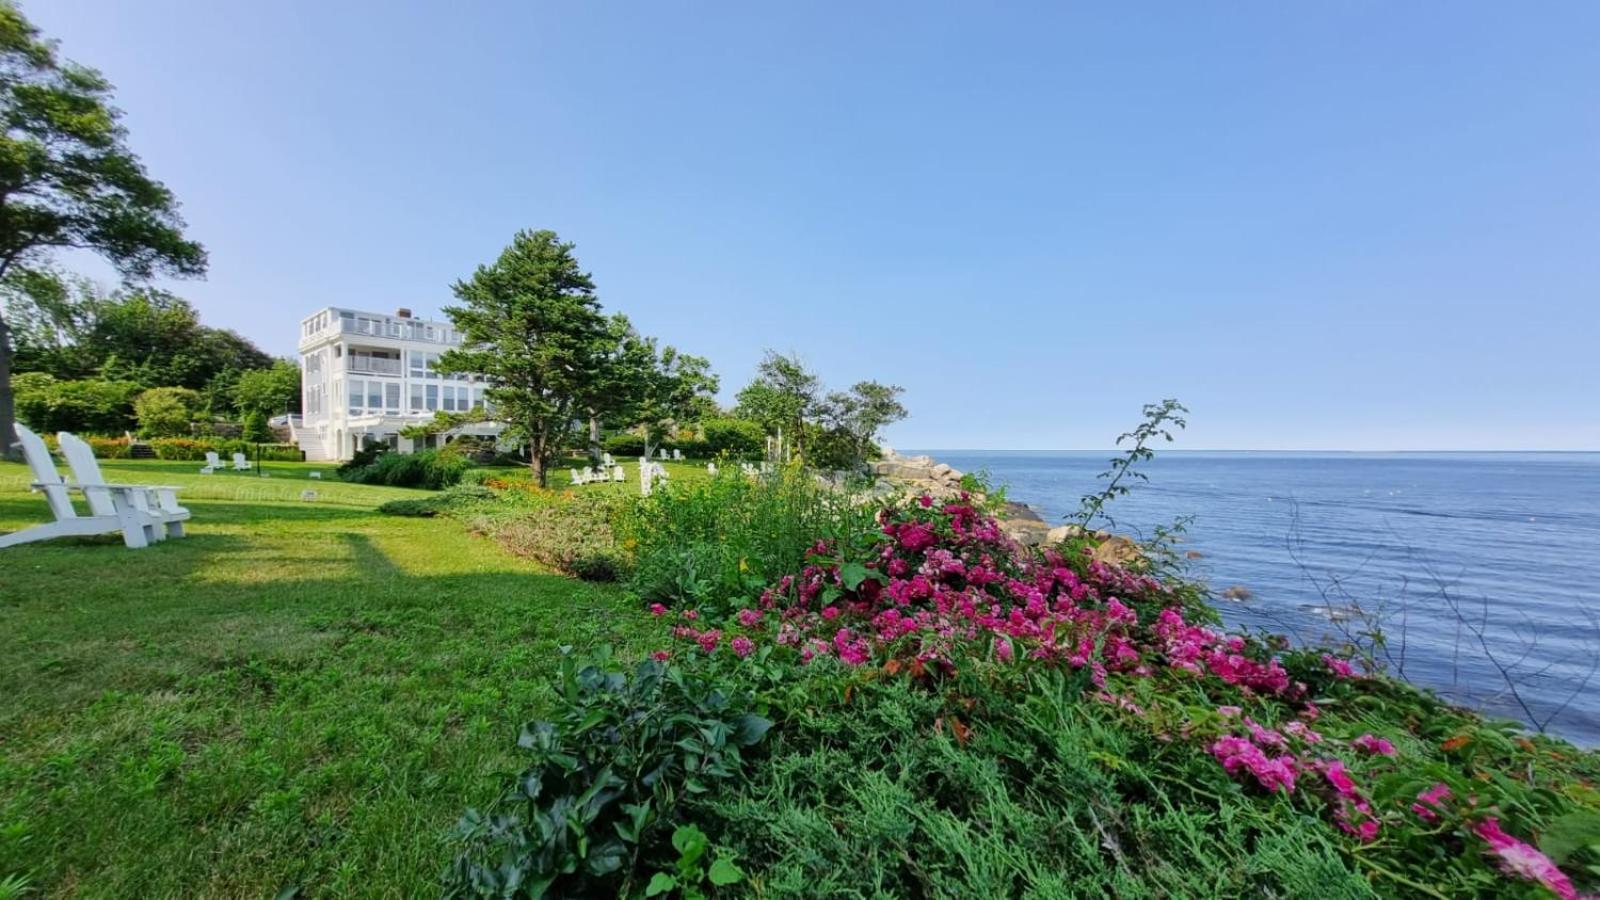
[612,465,625,482]
[657,448,667,460]
[201,451,222,474]
[232,452,253,471]
[570,467,585,486]
[602,452,615,467]
[672,448,683,461]
[57,431,189,540]
[0,424,159,549]
[707,462,718,476]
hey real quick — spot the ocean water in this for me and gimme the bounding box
[907,450,1600,745]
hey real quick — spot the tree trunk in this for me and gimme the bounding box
[529,427,547,487]
[0,311,17,462]
[588,413,601,464]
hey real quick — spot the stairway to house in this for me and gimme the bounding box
[128,443,157,460]
[294,429,333,462]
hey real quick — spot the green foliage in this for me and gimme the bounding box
[624,342,718,459]
[338,448,471,490]
[377,483,497,518]
[0,0,206,457]
[232,360,300,417]
[444,649,771,898]
[239,409,272,443]
[139,437,300,461]
[699,418,764,458]
[1077,398,1188,529]
[12,373,141,433]
[817,380,907,470]
[733,351,820,448]
[491,491,629,581]
[646,825,745,898]
[133,386,202,437]
[620,468,879,617]
[437,230,613,486]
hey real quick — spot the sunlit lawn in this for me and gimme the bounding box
[0,459,653,897]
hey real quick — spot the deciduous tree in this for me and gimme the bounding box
[0,3,206,458]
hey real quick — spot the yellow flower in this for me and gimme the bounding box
[738,557,749,573]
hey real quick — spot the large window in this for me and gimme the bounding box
[425,384,438,411]
[385,382,401,413]
[367,380,382,411]
[410,383,424,413]
[348,379,362,415]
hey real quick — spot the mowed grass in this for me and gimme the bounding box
[0,459,652,898]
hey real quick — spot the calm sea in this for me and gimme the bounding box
[907,450,1600,745]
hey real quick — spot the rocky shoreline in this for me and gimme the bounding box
[869,449,1138,562]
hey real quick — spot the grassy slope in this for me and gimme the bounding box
[0,460,651,898]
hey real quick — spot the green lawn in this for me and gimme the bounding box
[0,459,651,898]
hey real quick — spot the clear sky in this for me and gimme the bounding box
[29,1,1600,451]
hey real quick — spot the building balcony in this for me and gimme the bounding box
[347,356,402,375]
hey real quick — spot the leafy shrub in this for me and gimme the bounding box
[492,492,628,580]
[83,436,131,458]
[378,484,498,518]
[700,417,765,458]
[133,386,203,437]
[377,498,442,517]
[13,374,142,434]
[602,433,706,459]
[339,449,471,490]
[445,649,771,898]
[336,443,387,478]
[239,408,273,443]
[618,468,878,617]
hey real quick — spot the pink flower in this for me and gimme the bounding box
[1350,733,1397,757]
[731,636,755,658]
[649,603,669,616]
[1475,817,1579,900]
[696,629,722,653]
[1211,736,1297,793]
[1217,705,1243,718]
[1283,721,1323,744]
[682,609,699,621]
[994,637,1014,662]
[1411,783,1451,823]
[651,650,670,661]
[918,494,933,508]
[736,608,763,628]
[1322,654,1355,678]
[821,606,840,620]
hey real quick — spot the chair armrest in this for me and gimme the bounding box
[66,482,183,491]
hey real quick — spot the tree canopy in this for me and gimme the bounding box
[0,2,206,456]
[437,229,613,486]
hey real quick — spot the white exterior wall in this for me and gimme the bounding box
[295,307,500,461]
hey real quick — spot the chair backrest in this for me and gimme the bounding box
[233,453,248,466]
[13,424,77,521]
[57,432,118,516]
[570,468,581,484]
[206,451,222,466]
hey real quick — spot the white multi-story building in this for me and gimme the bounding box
[293,306,503,461]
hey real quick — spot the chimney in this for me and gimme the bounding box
[396,308,412,319]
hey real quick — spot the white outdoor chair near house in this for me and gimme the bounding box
[570,467,583,486]
[672,448,683,461]
[612,465,625,482]
[58,431,189,541]
[0,424,158,550]
[232,452,253,471]
[602,452,615,467]
[657,448,667,460]
[707,462,718,476]
[201,451,222,474]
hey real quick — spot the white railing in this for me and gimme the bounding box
[347,357,402,375]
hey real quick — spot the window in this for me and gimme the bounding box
[472,387,485,410]
[348,379,362,415]
[425,384,438,411]
[410,383,424,413]
[367,380,382,411]
[385,382,400,413]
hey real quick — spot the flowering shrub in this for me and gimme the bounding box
[653,494,1600,899]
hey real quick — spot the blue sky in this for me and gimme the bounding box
[30,1,1600,450]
